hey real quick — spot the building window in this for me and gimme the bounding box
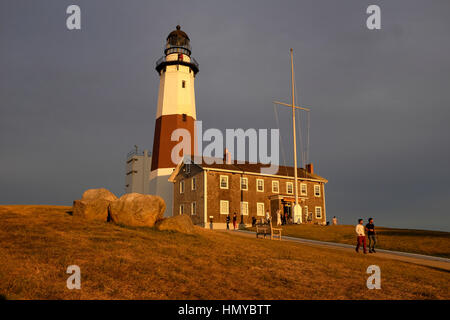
[182,80,186,88]
[220,175,229,189]
[315,206,322,219]
[179,180,185,194]
[314,185,321,197]
[185,163,190,174]
[220,200,229,215]
[286,182,293,194]
[257,202,265,216]
[256,179,264,192]
[191,177,196,190]
[182,113,187,122]
[240,201,248,215]
[272,180,279,193]
[191,202,196,215]
[300,183,307,196]
[241,177,248,190]
[179,204,185,215]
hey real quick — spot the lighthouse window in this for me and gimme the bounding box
[182,80,186,88]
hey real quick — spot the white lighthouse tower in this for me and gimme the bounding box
[149,25,199,217]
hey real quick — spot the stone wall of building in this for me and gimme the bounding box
[172,164,327,229]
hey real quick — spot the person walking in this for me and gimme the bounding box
[276,209,281,226]
[232,212,237,230]
[366,218,377,253]
[355,219,367,254]
[265,210,271,224]
[332,216,338,225]
[226,214,230,230]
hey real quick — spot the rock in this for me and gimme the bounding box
[72,199,111,221]
[156,214,195,234]
[109,193,165,227]
[81,188,117,202]
[72,188,118,221]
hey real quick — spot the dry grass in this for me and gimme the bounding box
[258,224,450,258]
[0,205,449,300]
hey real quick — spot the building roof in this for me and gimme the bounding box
[166,25,190,43]
[168,157,328,183]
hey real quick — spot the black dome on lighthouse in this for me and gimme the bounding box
[167,25,190,44]
[164,25,192,56]
[156,25,199,75]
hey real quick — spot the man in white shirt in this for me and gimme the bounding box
[355,219,367,254]
[276,209,281,226]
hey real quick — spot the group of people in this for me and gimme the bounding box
[276,209,291,225]
[226,213,238,230]
[355,218,377,254]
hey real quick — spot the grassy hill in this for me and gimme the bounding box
[0,205,449,300]
[251,224,450,258]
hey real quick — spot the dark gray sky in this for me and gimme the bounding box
[1,0,449,231]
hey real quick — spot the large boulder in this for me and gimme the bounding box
[81,188,117,202]
[72,188,118,221]
[155,214,195,234]
[109,193,165,227]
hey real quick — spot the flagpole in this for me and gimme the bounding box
[290,48,301,223]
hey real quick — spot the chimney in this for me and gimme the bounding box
[306,163,314,174]
[223,148,232,164]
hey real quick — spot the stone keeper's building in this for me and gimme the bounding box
[169,157,328,229]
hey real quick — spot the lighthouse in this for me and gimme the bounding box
[149,25,199,216]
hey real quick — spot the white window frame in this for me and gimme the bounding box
[179,204,185,215]
[191,177,196,191]
[220,175,229,189]
[179,180,185,194]
[286,182,293,195]
[240,201,249,216]
[191,201,196,215]
[256,179,264,192]
[257,202,265,216]
[314,184,321,197]
[300,183,307,196]
[315,206,322,219]
[240,177,248,191]
[220,200,229,215]
[272,180,279,193]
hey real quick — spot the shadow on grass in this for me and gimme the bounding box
[114,223,200,238]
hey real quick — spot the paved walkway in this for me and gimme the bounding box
[221,229,450,271]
